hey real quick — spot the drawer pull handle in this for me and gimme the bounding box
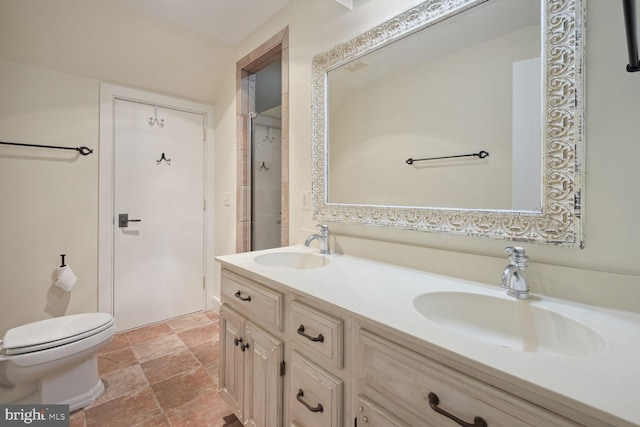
[234,337,242,346]
[428,392,487,427]
[234,290,251,302]
[296,389,324,413]
[297,325,325,343]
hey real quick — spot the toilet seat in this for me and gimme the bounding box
[2,313,114,356]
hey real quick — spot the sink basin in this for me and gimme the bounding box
[253,252,330,269]
[413,292,606,356]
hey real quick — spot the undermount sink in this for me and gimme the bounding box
[413,292,606,356]
[253,252,330,269]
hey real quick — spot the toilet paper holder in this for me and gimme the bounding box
[55,254,77,292]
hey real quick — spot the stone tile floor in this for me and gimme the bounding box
[69,311,241,427]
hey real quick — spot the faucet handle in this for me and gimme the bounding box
[505,246,525,256]
[316,224,329,233]
[505,246,528,265]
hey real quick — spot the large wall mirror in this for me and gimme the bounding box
[311,0,585,247]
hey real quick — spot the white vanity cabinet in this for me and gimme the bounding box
[219,268,584,427]
[354,324,581,427]
[219,270,285,427]
[215,248,640,427]
[216,250,624,427]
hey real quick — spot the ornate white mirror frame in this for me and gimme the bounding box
[311,0,585,247]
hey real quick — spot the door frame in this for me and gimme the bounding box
[98,83,215,315]
[236,27,289,252]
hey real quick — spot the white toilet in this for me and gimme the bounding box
[0,313,115,411]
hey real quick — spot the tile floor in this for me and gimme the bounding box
[69,311,241,427]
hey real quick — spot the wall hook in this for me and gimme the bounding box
[157,152,171,165]
[264,127,275,144]
[149,106,165,128]
[259,161,269,171]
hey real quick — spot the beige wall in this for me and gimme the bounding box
[0,0,232,104]
[0,61,100,334]
[215,0,640,311]
[0,60,219,336]
[1,0,639,335]
[0,0,227,335]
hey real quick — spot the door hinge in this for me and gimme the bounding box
[203,277,205,289]
[280,360,286,376]
[204,199,206,211]
[203,128,206,141]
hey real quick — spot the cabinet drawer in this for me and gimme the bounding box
[292,301,343,369]
[221,270,283,332]
[291,352,343,427]
[357,395,409,427]
[358,329,579,427]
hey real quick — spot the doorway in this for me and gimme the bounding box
[236,28,289,253]
[251,60,283,250]
[99,84,214,330]
[113,100,204,330]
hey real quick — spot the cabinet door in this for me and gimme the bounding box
[244,321,284,427]
[219,305,246,422]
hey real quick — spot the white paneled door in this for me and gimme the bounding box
[113,99,205,330]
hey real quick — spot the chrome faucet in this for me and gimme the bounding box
[501,246,530,299]
[304,224,331,254]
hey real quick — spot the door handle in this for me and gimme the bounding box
[118,213,142,228]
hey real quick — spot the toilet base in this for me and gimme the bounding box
[15,356,105,411]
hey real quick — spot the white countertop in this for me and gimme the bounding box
[216,246,640,427]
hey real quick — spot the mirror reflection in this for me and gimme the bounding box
[312,0,584,246]
[327,0,541,210]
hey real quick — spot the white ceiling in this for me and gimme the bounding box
[111,0,292,44]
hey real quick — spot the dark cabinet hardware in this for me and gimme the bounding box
[234,337,242,346]
[428,392,487,427]
[296,389,323,413]
[234,291,251,302]
[240,343,250,352]
[297,324,325,342]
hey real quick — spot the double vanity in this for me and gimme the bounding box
[216,246,640,427]
[217,0,621,423]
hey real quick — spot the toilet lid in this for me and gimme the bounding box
[2,313,114,355]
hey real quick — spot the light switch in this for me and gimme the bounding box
[301,190,310,211]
